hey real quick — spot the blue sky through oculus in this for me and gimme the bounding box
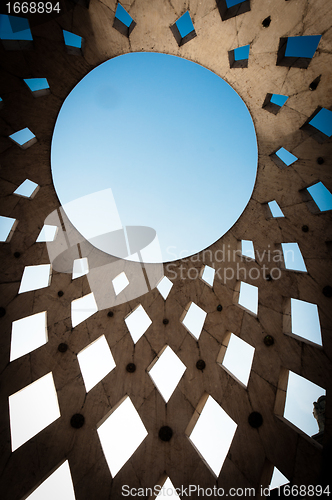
[51,53,258,262]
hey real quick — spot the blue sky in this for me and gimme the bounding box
[51,52,257,262]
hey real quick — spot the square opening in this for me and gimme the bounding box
[18,264,52,294]
[157,276,173,300]
[25,461,76,500]
[63,30,84,55]
[77,335,116,392]
[13,179,39,198]
[267,200,284,218]
[97,395,148,477]
[181,302,207,340]
[262,93,288,115]
[71,292,98,328]
[0,215,17,242]
[217,333,255,388]
[171,11,197,47]
[281,242,307,272]
[228,45,249,68]
[9,128,37,149]
[270,147,297,169]
[112,271,129,296]
[9,372,60,451]
[200,265,215,287]
[36,225,58,242]
[241,240,255,259]
[185,394,237,478]
[113,3,136,38]
[72,258,89,279]
[0,14,33,50]
[216,0,250,21]
[301,107,332,143]
[124,304,152,344]
[147,345,186,403]
[277,35,321,68]
[237,281,258,315]
[284,298,322,347]
[306,182,332,212]
[10,311,47,362]
[24,78,50,98]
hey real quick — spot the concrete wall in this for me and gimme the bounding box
[0,0,331,498]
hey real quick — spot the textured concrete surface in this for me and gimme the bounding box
[0,0,332,498]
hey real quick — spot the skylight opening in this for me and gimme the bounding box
[9,372,60,451]
[10,311,47,362]
[267,200,284,218]
[24,78,50,97]
[72,257,89,279]
[200,265,215,287]
[171,12,197,47]
[113,3,136,37]
[229,45,249,68]
[272,147,297,168]
[217,333,255,388]
[181,302,207,340]
[63,30,83,55]
[147,345,186,403]
[112,271,129,296]
[269,467,289,491]
[186,394,237,477]
[25,461,76,500]
[0,215,17,242]
[18,264,52,294]
[288,298,322,347]
[307,182,332,212]
[283,371,325,437]
[156,276,173,300]
[238,281,258,315]
[71,292,98,327]
[262,93,289,115]
[309,108,332,138]
[281,242,307,272]
[217,0,250,21]
[241,240,255,259]
[36,225,58,242]
[9,128,37,149]
[77,335,116,392]
[13,179,39,198]
[97,395,148,477]
[277,35,321,68]
[124,304,152,344]
[0,14,33,50]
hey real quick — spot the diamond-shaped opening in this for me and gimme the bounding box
[284,298,322,347]
[155,476,181,498]
[97,395,148,477]
[241,240,255,259]
[77,335,116,392]
[147,346,186,403]
[280,371,326,438]
[112,271,129,296]
[63,30,84,55]
[237,281,258,315]
[124,304,152,344]
[267,200,284,218]
[9,372,60,451]
[271,147,297,169]
[262,93,288,115]
[171,11,197,47]
[113,3,136,37]
[229,45,250,68]
[25,460,76,500]
[0,14,33,50]
[200,265,215,287]
[281,242,307,272]
[18,264,52,294]
[9,128,37,149]
[181,302,207,340]
[306,182,332,212]
[269,467,289,492]
[36,225,58,242]
[217,0,250,21]
[71,292,98,328]
[217,333,255,388]
[24,78,50,98]
[0,215,17,242]
[72,257,89,279]
[301,107,332,143]
[157,276,173,300]
[186,394,237,478]
[10,311,47,362]
[277,35,321,68]
[13,179,39,198]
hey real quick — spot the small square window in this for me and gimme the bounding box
[9,128,37,149]
[77,335,116,392]
[147,346,186,403]
[24,78,50,98]
[0,215,17,242]
[218,333,255,387]
[170,11,197,47]
[281,243,307,272]
[267,200,284,218]
[112,271,129,295]
[262,93,288,115]
[63,30,84,55]
[216,0,250,21]
[157,276,173,300]
[270,147,297,169]
[181,302,207,340]
[14,179,39,198]
[277,35,321,68]
[18,264,52,294]
[36,225,58,242]
[301,107,332,143]
[307,182,332,212]
[72,258,89,279]
[124,304,152,344]
[237,281,258,315]
[200,265,215,287]
[0,14,33,50]
[113,3,136,38]
[10,311,47,361]
[229,45,250,68]
[71,292,98,327]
